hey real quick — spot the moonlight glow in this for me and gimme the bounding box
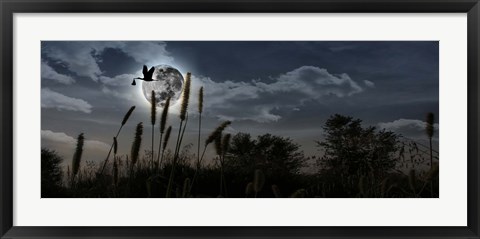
[141,65,184,106]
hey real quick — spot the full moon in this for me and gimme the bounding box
[142,65,184,107]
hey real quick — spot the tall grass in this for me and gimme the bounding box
[214,133,223,195]
[112,156,119,196]
[71,133,84,187]
[130,122,143,174]
[99,106,135,175]
[156,97,171,170]
[160,126,172,167]
[150,91,157,170]
[253,169,265,198]
[219,133,231,196]
[425,112,434,169]
[189,120,231,193]
[166,72,191,197]
[197,87,203,171]
[425,112,435,197]
[113,137,118,156]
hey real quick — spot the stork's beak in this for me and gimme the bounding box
[131,79,136,86]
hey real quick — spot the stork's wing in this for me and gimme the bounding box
[148,67,155,76]
[142,65,148,75]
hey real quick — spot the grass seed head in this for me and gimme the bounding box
[113,137,118,155]
[162,126,172,152]
[72,133,84,176]
[198,86,204,114]
[122,106,136,126]
[160,97,171,134]
[180,72,191,121]
[205,121,232,146]
[131,122,143,166]
[426,112,434,138]
[150,90,156,125]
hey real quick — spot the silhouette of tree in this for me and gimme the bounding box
[41,148,65,197]
[227,133,305,176]
[225,133,307,196]
[316,114,398,196]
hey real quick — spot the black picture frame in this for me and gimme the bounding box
[1,0,479,238]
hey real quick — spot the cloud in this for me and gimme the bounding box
[117,42,173,66]
[41,130,110,153]
[41,130,110,163]
[377,118,439,139]
[190,66,366,122]
[101,85,137,101]
[43,41,173,81]
[263,66,363,97]
[41,130,76,144]
[41,88,93,113]
[43,42,106,80]
[41,62,75,84]
[99,73,137,86]
[364,80,375,88]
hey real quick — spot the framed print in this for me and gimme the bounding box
[1,0,479,238]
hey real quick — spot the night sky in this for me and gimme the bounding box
[41,41,439,167]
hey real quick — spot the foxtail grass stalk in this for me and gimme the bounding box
[113,157,118,186]
[214,133,222,157]
[166,72,191,197]
[179,73,191,121]
[112,157,118,197]
[150,91,157,171]
[113,137,118,156]
[71,133,84,187]
[178,112,189,154]
[222,134,231,158]
[253,169,265,198]
[426,112,435,197]
[216,133,230,196]
[215,133,223,196]
[197,87,203,175]
[156,97,171,170]
[130,122,143,175]
[426,112,434,169]
[99,106,135,176]
[189,120,231,194]
[221,133,231,196]
[159,126,172,168]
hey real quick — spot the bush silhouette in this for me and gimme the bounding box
[41,148,66,197]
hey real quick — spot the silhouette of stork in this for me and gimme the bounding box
[132,65,155,85]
